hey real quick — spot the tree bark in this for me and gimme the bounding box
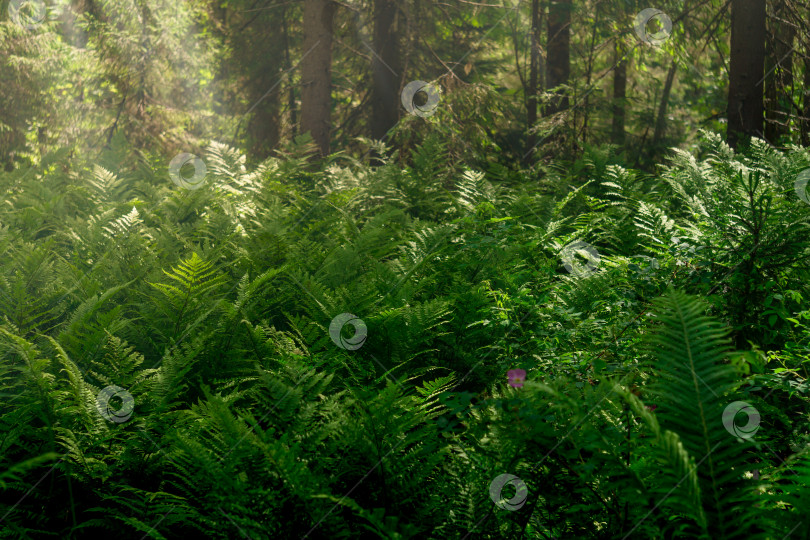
[246,82,281,158]
[580,5,599,147]
[611,38,628,146]
[763,0,795,145]
[370,0,402,141]
[545,0,571,117]
[652,61,677,147]
[803,56,810,147]
[301,0,336,156]
[726,0,766,149]
[803,4,810,146]
[525,0,541,159]
[218,2,283,158]
[283,6,297,137]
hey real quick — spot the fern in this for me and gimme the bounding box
[149,252,227,342]
[643,289,765,538]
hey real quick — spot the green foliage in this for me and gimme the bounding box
[1,138,809,538]
[2,0,809,535]
[642,289,763,538]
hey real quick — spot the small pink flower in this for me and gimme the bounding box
[645,404,657,412]
[508,369,526,388]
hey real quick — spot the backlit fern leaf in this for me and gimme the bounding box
[453,169,486,213]
[149,252,226,340]
[634,201,675,253]
[86,165,126,205]
[102,206,143,239]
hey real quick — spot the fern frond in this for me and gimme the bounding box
[645,289,765,538]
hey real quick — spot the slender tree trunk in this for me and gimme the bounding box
[247,80,281,158]
[763,0,795,145]
[580,6,599,146]
[525,0,541,159]
[545,0,570,117]
[802,3,810,147]
[221,2,283,158]
[282,6,297,137]
[726,0,766,149]
[803,56,810,147]
[611,38,628,146]
[370,0,402,141]
[652,61,677,147]
[301,0,336,156]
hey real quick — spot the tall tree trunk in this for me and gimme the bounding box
[219,2,283,158]
[803,56,810,147]
[763,0,795,145]
[525,0,541,159]
[580,6,599,146]
[652,61,678,147]
[370,0,402,141]
[726,0,766,149]
[803,4,810,146]
[247,79,281,158]
[611,38,628,146]
[301,0,336,156]
[282,6,297,138]
[799,2,810,146]
[545,0,570,117]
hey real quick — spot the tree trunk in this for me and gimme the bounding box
[370,0,402,141]
[246,78,281,158]
[611,38,628,146]
[803,56,810,147]
[545,0,570,117]
[580,6,599,147]
[525,0,541,159]
[218,2,283,158]
[301,0,336,156]
[283,6,297,137]
[803,2,810,148]
[726,0,766,149]
[652,61,677,147]
[763,0,795,145]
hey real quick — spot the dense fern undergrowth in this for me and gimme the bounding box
[2,133,810,539]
